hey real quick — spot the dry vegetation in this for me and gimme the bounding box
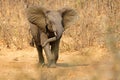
[0,0,120,80]
[0,0,120,51]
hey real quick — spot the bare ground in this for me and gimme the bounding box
[0,47,114,80]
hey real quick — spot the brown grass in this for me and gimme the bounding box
[0,0,120,80]
[0,0,120,51]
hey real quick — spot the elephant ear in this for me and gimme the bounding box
[59,8,78,29]
[27,6,48,32]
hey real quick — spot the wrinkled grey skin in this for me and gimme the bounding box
[27,6,77,67]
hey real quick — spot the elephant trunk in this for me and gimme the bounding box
[53,25,64,40]
[42,25,64,47]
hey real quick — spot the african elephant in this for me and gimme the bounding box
[27,6,77,67]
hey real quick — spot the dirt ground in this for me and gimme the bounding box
[0,46,114,80]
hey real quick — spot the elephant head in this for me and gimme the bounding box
[27,6,77,46]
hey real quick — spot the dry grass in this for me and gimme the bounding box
[0,0,120,80]
[0,0,120,51]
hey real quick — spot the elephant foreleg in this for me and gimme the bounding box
[40,32,56,67]
[29,23,44,66]
[51,39,60,63]
[35,41,45,66]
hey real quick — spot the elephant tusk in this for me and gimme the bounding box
[54,32,57,36]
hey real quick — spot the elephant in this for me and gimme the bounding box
[27,6,77,67]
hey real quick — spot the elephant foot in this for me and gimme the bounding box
[41,63,45,67]
[48,63,56,68]
[37,62,45,68]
